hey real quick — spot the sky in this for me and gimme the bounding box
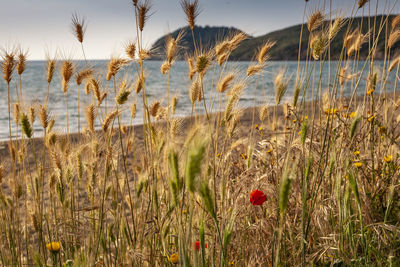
[0,0,397,60]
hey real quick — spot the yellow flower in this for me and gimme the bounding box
[46,242,60,253]
[367,88,374,95]
[349,112,356,118]
[266,148,273,154]
[216,153,221,158]
[324,108,338,115]
[384,155,393,163]
[354,151,360,156]
[354,162,363,168]
[367,115,376,122]
[169,253,179,264]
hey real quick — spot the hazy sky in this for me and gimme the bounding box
[0,0,396,59]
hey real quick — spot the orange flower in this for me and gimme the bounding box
[169,253,179,264]
[46,242,60,253]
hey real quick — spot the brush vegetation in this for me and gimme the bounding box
[152,15,400,61]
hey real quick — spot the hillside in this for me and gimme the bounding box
[151,15,400,61]
[150,25,249,59]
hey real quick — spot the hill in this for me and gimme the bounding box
[150,25,249,59]
[151,15,400,61]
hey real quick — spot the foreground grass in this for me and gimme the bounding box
[0,0,400,266]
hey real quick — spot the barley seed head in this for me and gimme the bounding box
[358,0,369,9]
[217,53,229,66]
[166,31,184,64]
[20,112,33,138]
[125,41,136,60]
[190,78,201,104]
[16,48,28,75]
[71,12,86,43]
[135,74,146,94]
[29,105,36,124]
[171,96,178,114]
[328,17,345,41]
[181,0,200,30]
[218,73,235,93]
[85,104,96,134]
[246,64,263,77]
[228,32,247,52]
[13,103,20,125]
[76,67,94,86]
[274,69,290,105]
[388,29,400,48]
[257,40,275,65]
[138,0,152,31]
[310,31,328,60]
[1,49,16,84]
[60,60,75,93]
[131,102,137,119]
[389,55,400,72]
[307,10,324,32]
[102,110,119,132]
[150,101,161,117]
[392,15,400,30]
[46,56,56,84]
[106,57,128,81]
[196,52,211,77]
[161,61,171,74]
[39,104,49,129]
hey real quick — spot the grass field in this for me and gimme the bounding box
[0,0,400,266]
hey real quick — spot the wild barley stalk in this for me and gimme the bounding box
[45,56,56,106]
[114,76,137,256]
[94,131,113,262]
[60,60,74,139]
[72,13,87,140]
[17,48,27,104]
[300,5,354,261]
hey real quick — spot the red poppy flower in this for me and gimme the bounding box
[250,189,267,205]
[194,240,208,251]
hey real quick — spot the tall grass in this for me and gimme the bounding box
[0,0,399,266]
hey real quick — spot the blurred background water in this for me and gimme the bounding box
[0,60,396,141]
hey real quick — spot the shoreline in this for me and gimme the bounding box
[0,105,289,175]
[0,92,390,174]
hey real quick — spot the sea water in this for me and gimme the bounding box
[0,60,395,140]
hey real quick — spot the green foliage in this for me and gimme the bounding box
[185,136,208,193]
[20,112,33,138]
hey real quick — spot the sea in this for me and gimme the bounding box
[0,60,396,141]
